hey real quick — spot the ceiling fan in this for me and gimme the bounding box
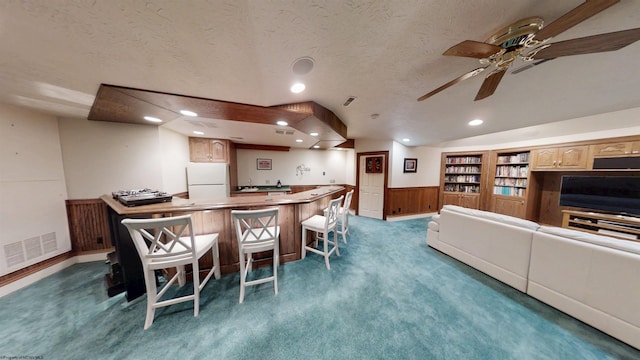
[417,0,640,102]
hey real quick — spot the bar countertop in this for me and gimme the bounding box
[101,185,344,215]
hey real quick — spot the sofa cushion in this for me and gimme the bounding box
[538,226,640,256]
[428,220,439,231]
[442,205,540,231]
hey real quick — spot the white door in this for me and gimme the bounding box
[358,155,385,219]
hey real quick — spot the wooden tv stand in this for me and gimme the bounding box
[562,210,640,242]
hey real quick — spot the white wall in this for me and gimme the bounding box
[159,127,190,195]
[0,104,71,276]
[236,148,354,187]
[391,141,441,187]
[58,118,166,198]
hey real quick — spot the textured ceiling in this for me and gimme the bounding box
[0,0,639,147]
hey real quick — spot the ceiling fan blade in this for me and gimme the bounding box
[511,58,555,74]
[443,40,502,59]
[534,0,620,41]
[474,68,507,101]
[533,28,640,59]
[417,67,487,101]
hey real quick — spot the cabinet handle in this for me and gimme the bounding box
[558,161,562,165]
[553,160,556,166]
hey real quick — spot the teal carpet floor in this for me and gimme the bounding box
[1,215,639,359]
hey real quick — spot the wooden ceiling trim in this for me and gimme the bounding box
[88,85,180,125]
[89,84,348,149]
[234,144,290,152]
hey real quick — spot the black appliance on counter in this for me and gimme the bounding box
[112,188,172,207]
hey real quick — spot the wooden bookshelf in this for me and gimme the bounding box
[490,151,531,218]
[439,152,488,210]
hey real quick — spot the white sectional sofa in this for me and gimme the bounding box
[426,205,640,349]
[427,205,540,292]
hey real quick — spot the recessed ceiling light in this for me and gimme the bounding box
[193,130,204,135]
[402,138,410,142]
[290,83,306,93]
[180,110,198,117]
[469,119,484,126]
[310,132,319,136]
[296,139,303,143]
[144,116,162,123]
[313,145,320,149]
[277,120,288,126]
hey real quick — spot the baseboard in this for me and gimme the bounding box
[386,212,436,222]
[0,250,111,298]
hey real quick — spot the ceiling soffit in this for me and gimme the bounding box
[88,84,347,149]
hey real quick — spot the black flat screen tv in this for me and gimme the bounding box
[559,176,640,216]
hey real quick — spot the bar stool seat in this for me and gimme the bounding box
[121,214,221,329]
[301,196,343,270]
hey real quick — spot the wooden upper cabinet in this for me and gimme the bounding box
[590,140,640,157]
[530,145,588,170]
[189,137,230,163]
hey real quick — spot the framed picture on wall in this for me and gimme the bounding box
[366,156,383,173]
[403,158,417,173]
[257,158,272,170]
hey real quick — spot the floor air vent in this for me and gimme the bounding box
[24,236,43,260]
[4,241,25,268]
[41,232,58,253]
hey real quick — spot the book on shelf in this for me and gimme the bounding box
[496,152,529,164]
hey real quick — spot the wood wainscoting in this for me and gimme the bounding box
[65,199,113,252]
[387,186,439,217]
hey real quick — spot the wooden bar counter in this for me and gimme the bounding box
[102,186,344,301]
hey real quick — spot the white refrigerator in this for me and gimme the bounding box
[187,163,230,199]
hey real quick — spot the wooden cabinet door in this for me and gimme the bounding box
[556,145,588,169]
[530,148,558,170]
[189,138,229,163]
[189,138,212,162]
[590,142,633,157]
[493,196,525,218]
[442,193,461,207]
[460,194,480,209]
[209,140,228,162]
[631,141,640,155]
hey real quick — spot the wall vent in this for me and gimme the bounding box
[4,241,25,267]
[275,130,295,135]
[41,232,58,254]
[186,120,218,128]
[24,236,43,260]
[343,96,356,107]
